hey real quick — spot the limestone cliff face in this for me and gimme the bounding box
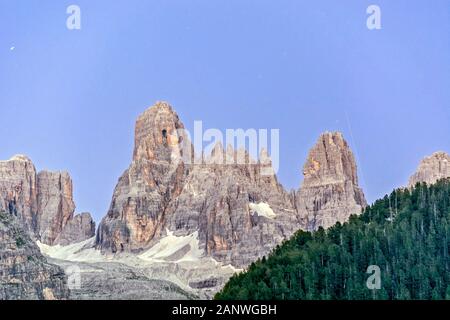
[97,101,189,253]
[408,152,450,187]
[55,212,96,246]
[96,102,299,266]
[0,155,38,235]
[296,132,367,231]
[164,144,299,267]
[99,103,368,267]
[0,210,70,300]
[0,156,95,245]
[37,171,76,245]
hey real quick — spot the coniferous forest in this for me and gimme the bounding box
[216,179,450,300]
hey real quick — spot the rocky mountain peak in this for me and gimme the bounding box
[0,155,95,246]
[205,143,257,166]
[7,154,33,163]
[36,170,76,245]
[133,101,187,162]
[235,147,255,165]
[259,148,275,177]
[296,131,366,230]
[205,142,225,164]
[0,210,70,300]
[0,154,38,235]
[55,212,96,246]
[408,151,450,187]
[259,148,270,162]
[97,102,299,266]
[97,103,371,268]
[302,131,358,187]
[97,102,190,253]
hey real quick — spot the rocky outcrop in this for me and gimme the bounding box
[408,152,450,187]
[163,144,299,267]
[0,210,70,300]
[96,102,299,266]
[0,155,38,235]
[99,102,368,267]
[97,101,189,253]
[296,132,367,231]
[38,236,236,300]
[55,213,96,246]
[0,156,95,245]
[51,259,198,300]
[36,171,76,245]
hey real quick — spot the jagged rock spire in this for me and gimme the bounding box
[97,102,190,253]
[0,155,95,245]
[133,101,187,162]
[97,101,299,267]
[296,132,367,231]
[408,151,450,187]
[97,103,369,268]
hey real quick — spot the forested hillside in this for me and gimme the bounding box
[216,179,450,300]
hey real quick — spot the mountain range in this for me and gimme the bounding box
[0,101,449,300]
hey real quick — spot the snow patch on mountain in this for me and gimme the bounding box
[138,229,203,263]
[37,231,210,266]
[36,232,241,299]
[37,237,106,263]
[249,202,277,219]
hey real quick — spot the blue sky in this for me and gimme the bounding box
[1,0,449,222]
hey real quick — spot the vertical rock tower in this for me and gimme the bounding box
[0,155,95,245]
[97,101,190,253]
[0,155,38,235]
[36,171,76,245]
[296,132,367,230]
[96,101,300,267]
[408,151,450,187]
[97,103,367,267]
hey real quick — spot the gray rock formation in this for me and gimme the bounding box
[37,171,76,245]
[296,132,367,231]
[164,144,299,267]
[0,156,95,245]
[0,210,70,300]
[55,213,96,246]
[97,101,189,253]
[47,259,196,300]
[97,103,299,266]
[0,155,38,235]
[408,151,450,187]
[97,102,366,268]
[97,102,299,267]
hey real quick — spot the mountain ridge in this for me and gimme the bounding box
[1,101,448,300]
[96,101,367,268]
[0,155,95,246]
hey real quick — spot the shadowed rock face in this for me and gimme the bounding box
[0,155,38,235]
[0,156,95,246]
[55,213,96,246]
[0,211,70,300]
[164,144,300,267]
[96,102,367,268]
[408,152,450,187]
[96,102,299,267]
[296,132,367,231]
[37,171,76,245]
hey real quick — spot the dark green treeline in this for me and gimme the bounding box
[216,179,450,300]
